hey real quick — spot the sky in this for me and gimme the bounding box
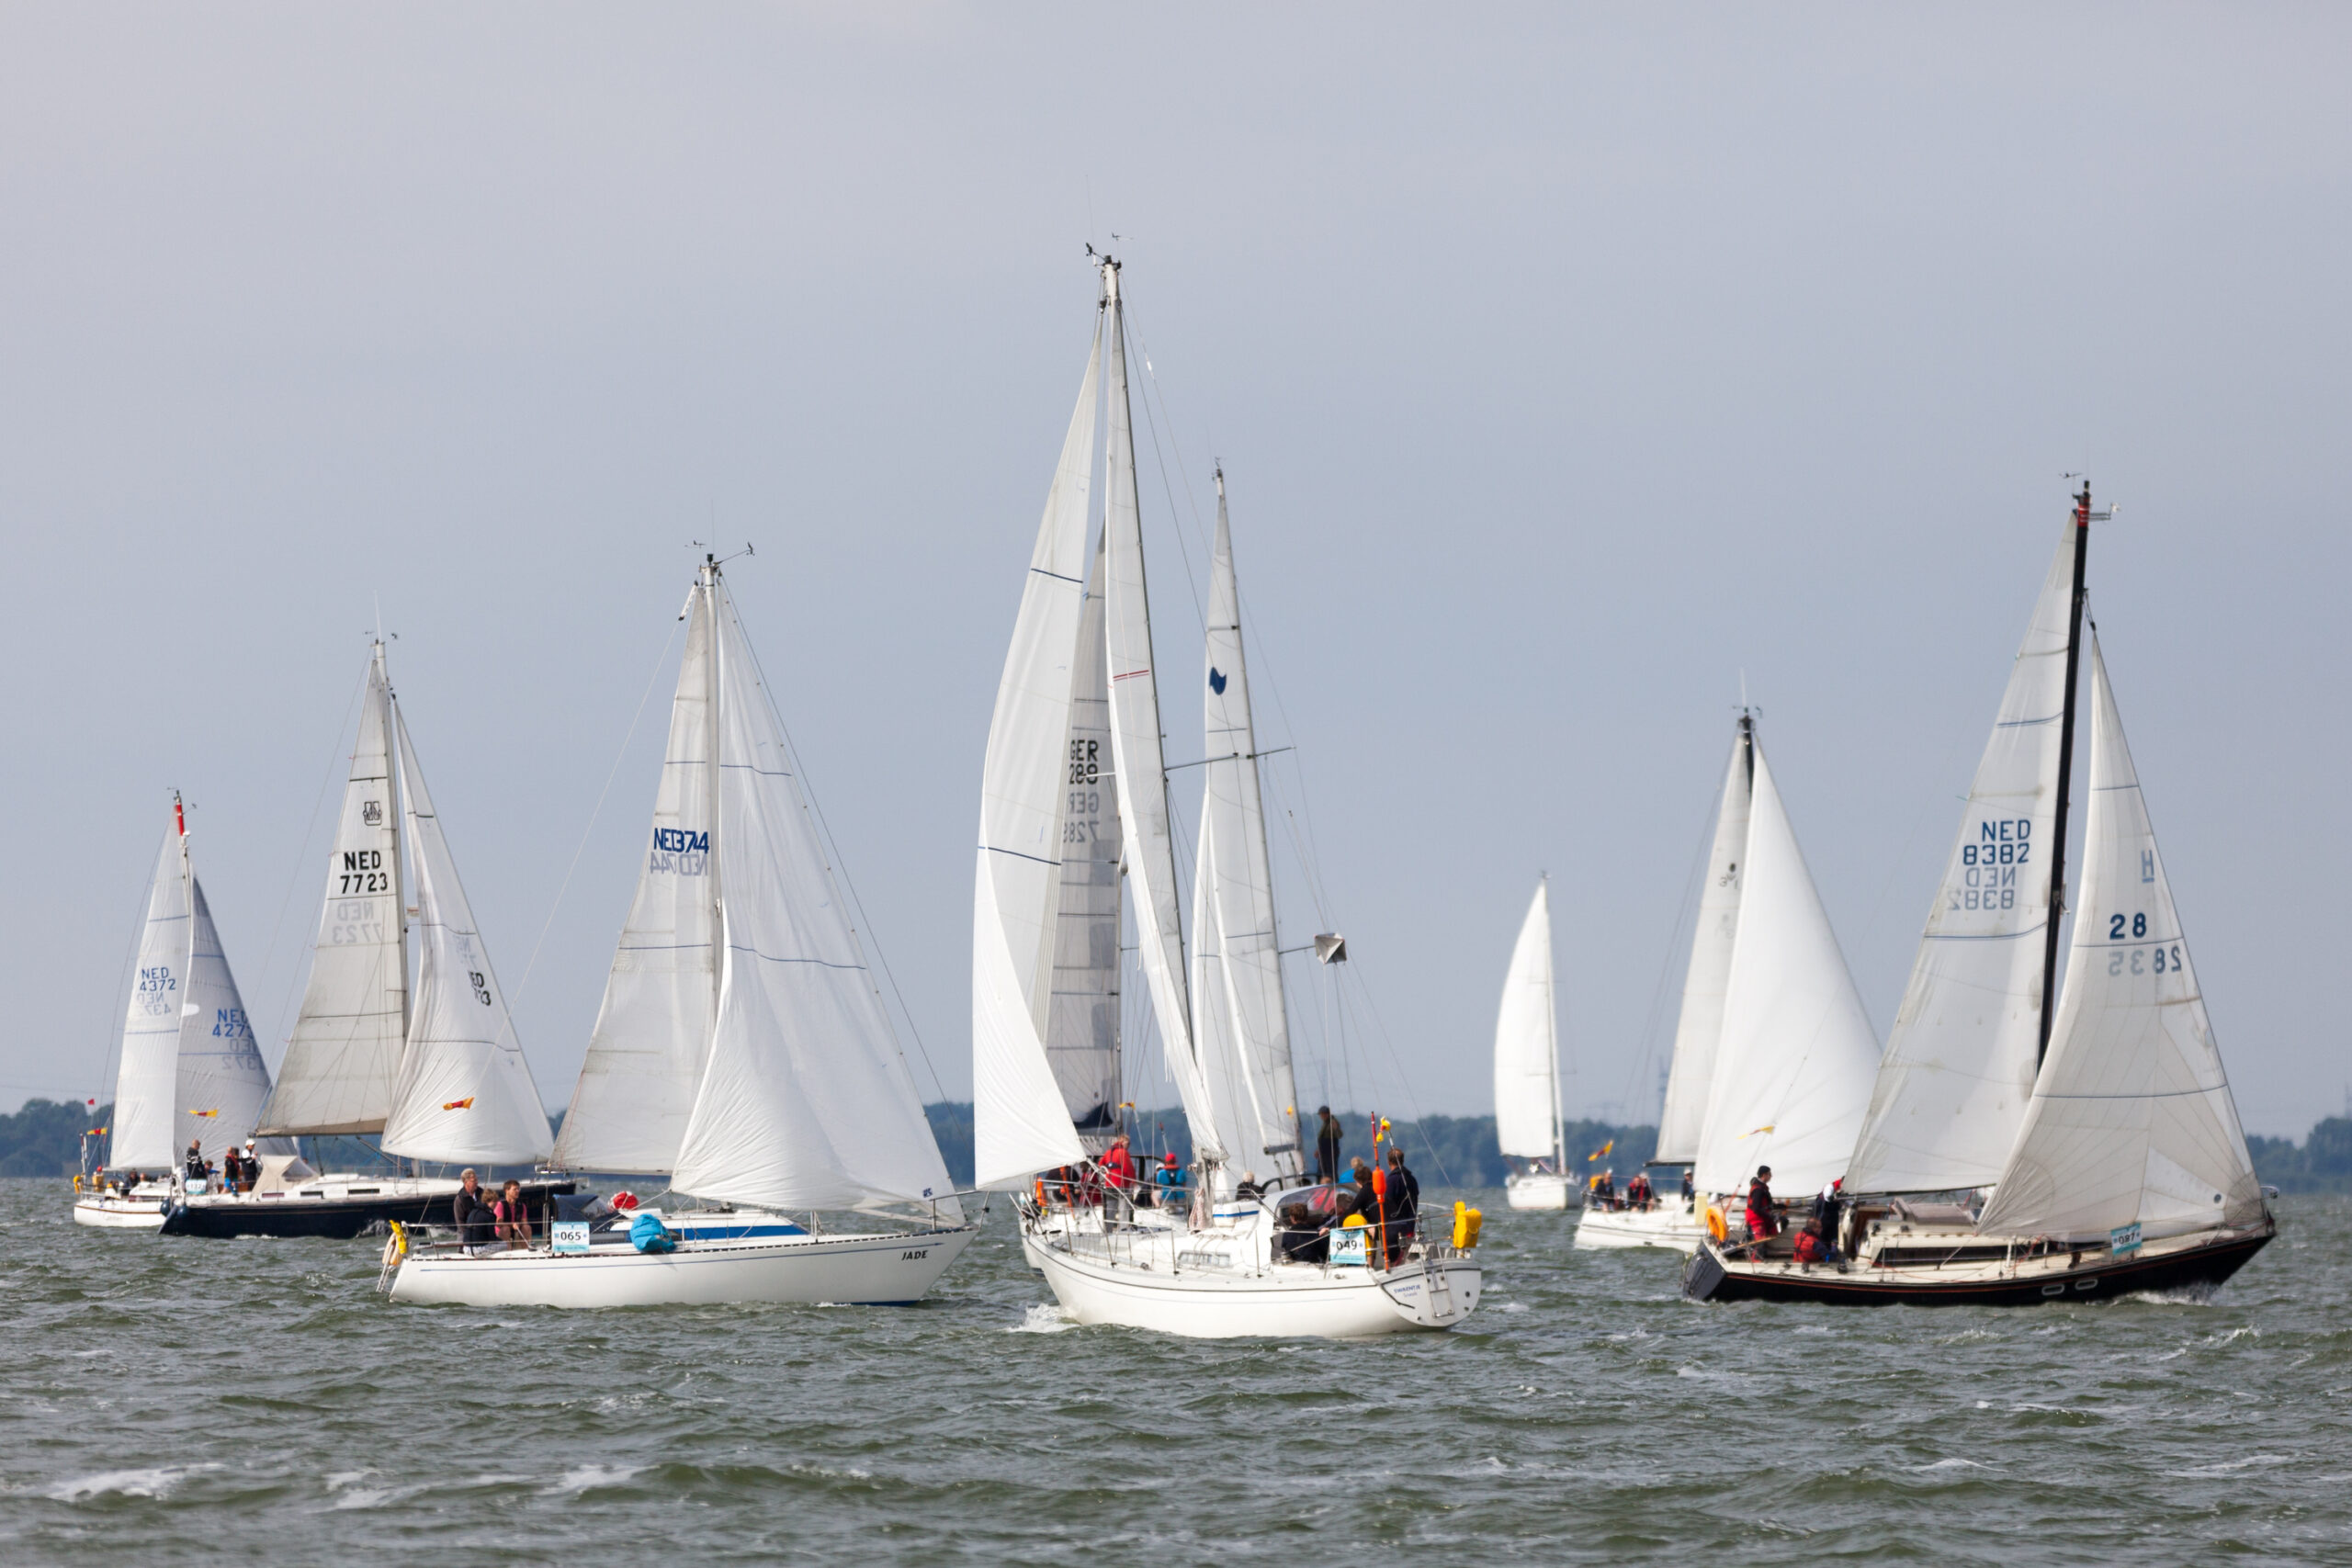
[2,6,2345,1139]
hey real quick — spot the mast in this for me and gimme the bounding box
[382,649,413,1049]
[1544,874,1564,1173]
[704,558,726,1022]
[2039,483,2093,1066]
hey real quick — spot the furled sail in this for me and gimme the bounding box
[1975,638,2263,1242]
[555,585,720,1174]
[109,822,195,1171]
[1045,530,1124,1148]
[1192,809,1255,1171]
[672,576,958,1214]
[1654,725,1754,1165]
[177,872,273,1159]
[1846,523,2075,1193]
[1693,738,1882,1196]
[1492,878,1562,1163]
[1099,265,1224,1159]
[380,703,552,1166]
[971,318,1102,1189]
[256,647,408,1137]
[1193,479,1302,1177]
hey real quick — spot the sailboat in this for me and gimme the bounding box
[1495,878,1570,1210]
[978,258,1480,1337]
[75,795,277,1228]
[386,555,975,1308]
[164,643,569,1238]
[1577,713,1883,1249]
[1689,487,2275,1303]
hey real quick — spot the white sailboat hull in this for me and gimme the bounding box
[388,1221,978,1309]
[73,1192,168,1228]
[1575,1196,1704,1252]
[1022,1226,1479,1337]
[1504,1172,1573,1210]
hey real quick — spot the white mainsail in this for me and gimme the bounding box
[970,318,1102,1189]
[1099,264,1224,1160]
[1654,725,1754,1165]
[671,576,958,1214]
[555,584,721,1174]
[1693,738,1882,1196]
[256,647,408,1137]
[178,873,273,1158]
[1046,530,1124,1146]
[1492,878,1563,1165]
[1975,637,2263,1242]
[1845,523,2076,1193]
[380,703,552,1167]
[1193,475,1303,1178]
[109,823,195,1171]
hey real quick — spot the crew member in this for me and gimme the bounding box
[1316,1108,1344,1185]
[1745,1165,1779,1242]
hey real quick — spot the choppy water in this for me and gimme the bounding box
[3,1181,2346,1564]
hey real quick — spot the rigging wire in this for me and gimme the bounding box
[257,665,372,1061]
[1612,769,1724,1128]
[86,820,174,1131]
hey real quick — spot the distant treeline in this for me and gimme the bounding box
[0,1100,106,1179]
[2244,1119,2352,1194]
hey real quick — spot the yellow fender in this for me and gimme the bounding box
[1452,1201,1483,1250]
[381,1220,409,1271]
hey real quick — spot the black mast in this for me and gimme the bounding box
[2039,482,2094,1066]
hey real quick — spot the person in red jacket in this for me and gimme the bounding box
[1792,1220,1828,1264]
[1098,1134,1138,1201]
[1745,1165,1779,1243]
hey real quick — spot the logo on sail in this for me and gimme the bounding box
[362,799,383,827]
[1209,667,1227,695]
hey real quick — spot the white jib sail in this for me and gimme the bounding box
[1975,637,2263,1242]
[1192,809,1255,1171]
[1493,878,1561,1164]
[256,646,408,1137]
[1846,521,2075,1194]
[555,584,720,1174]
[109,819,194,1171]
[1099,266,1224,1160]
[177,870,274,1159]
[971,317,1102,1189]
[1693,739,1883,1196]
[672,578,958,1215]
[1196,479,1302,1178]
[380,703,552,1167]
[1654,727,1754,1165]
[1046,529,1124,1147]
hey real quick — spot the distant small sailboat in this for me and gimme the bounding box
[1494,879,1570,1210]
[1689,487,2275,1303]
[387,555,975,1308]
[164,643,568,1238]
[75,795,276,1228]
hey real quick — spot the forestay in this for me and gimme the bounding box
[970,318,1101,1189]
[257,648,408,1137]
[555,587,720,1174]
[1847,523,2075,1194]
[1693,739,1882,1196]
[381,703,552,1167]
[109,824,195,1171]
[671,579,958,1215]
[1655,728,1752,1165]
[1492,878,1561,1163]
[1975,638,2263,1242]
[1046,532,1124,1147]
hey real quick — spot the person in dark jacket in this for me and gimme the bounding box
[1385,1147,1420,1233]
[1316,1108,1344,1185]
[1811,1177,1846,1258]
[1275,1202,1327,1263]
[1745,1166,1779,1242]
[1349,1157,1377,1220]
[452,1168,495,1254]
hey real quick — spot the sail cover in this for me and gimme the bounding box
[971,319,1101,1188]
[1100,270,1224,1159]
[1492,878,1560,1162]
[1693,739,1883,1195]
[672,579,958,1214]
[1194,487,1302,1176]
[257,648,408,1136]
[1655,728,1752,1165]
[381,703,552,1166]
[1975,638,2263,1242]
[1046,531,1124,1148]
[177,873,274,1159]
[555,587,720,1174]
[1847,522,2075,1193]
[109,823,194,1171]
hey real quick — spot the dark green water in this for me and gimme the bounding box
[3,1181,2344,1564]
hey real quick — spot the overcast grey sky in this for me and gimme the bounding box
[3,6,2344,1137]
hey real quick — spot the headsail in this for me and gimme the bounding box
[108,819,194,1170]
[970,316,1102,1189]
[380,701,552,1166]
[555,584,720,1174]
[672,575,958,1214]
[1045,530,1124,1149]
[1693,737,1882,1195]
[177,872,272,1159]
[1975,637,2263,1241]
[1492,878,1562,1164]
[1654,725,1754,1165]
[1846,523,2075,1193]
[1099,263,1223,1159]
[256,646,408,1137]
